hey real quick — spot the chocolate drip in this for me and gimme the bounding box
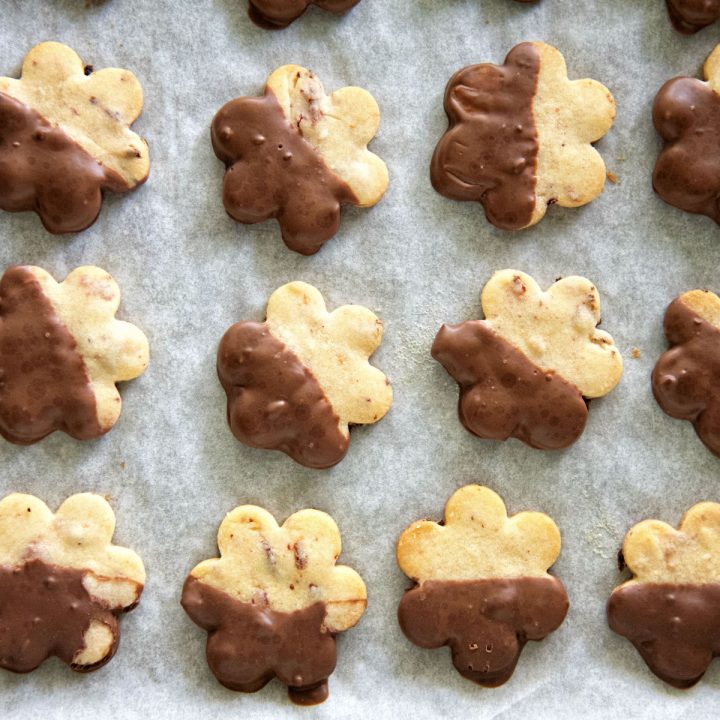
[0,559,123,673]
[652,298,720,457]
[0,91,127,234]
[608,582,720,688]
[430,43,540,230]
[249,0,360,29]
[217,321,349,468]
[181,576,336,705]
[398,577,568,687]
[211,90,357,255]
[0,266,101,444]
[653,77,720,223]
[666,0,720,33]
[432,321,588,450]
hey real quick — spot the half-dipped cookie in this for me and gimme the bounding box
[0,492,145,673]
[0,42,150,234]
[432,270,623,450]
[248,0,361,29]
[608,501,720,688]
[397,485,569,687]
[217,281,392,468]
[665,0,720,33]
[431,42,615,230]
[181,503,367,705]
[0,265,149,444]
[211,65,388,254]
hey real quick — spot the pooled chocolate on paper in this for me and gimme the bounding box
[248,0,361,29]
[181,576,336,705]
[665,0,720,33]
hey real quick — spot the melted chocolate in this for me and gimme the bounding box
[181,576,336,705]
[653,76,720,223]
[211,90,357,255]
[0,559,125,673]
[248,0,361,29]
[399,577,568,687]
[217,320,348,468]
[666,0,720,33]
[652,297,720,457]
[432,321,588,450]
[0,91,128,234]
[608,583,720,688]
[430,43,540,230]
[0,266,101,444]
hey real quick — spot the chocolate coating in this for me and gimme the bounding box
[0,559,126,673]
[432,321,588,450]
[217,320,348,468]
[249,0,361,29]
[399,577,568,687]
[666,0,720,33]
[211,90,357,255]
[0,91,128,234]
[181,576,336,705]
[652,297,720,457]
[608,583,720,688]
[653,76,720,223]
[430,43,540,230]
[0,266,101,444]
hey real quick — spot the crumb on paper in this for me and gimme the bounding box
[631,347,641,359]
[607,171,618,184]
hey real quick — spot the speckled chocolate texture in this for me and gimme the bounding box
[653,76,720,223]
[249,0,361,28]
[181,576,336,705]
[608,583,720,688]
[666,0,720,33]
[217,320,348,468]
[0,266,101,444]
[399,578,568,687]
[211,91,357,255]
[430,43,540,230]
[0,92,128,234]
[0,559,123,673]
[432,321,588,450]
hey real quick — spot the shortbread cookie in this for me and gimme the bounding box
[608,502,720,688]
[397,485,568,687]
[666,0,720,33]
[432,270,622,450]
[0,492,144,673]
[212,65,388,255]
[431,42,615,230]
[248,0,361,28]
[217,281,391,468]
[181,504,366,705]
[0,42,149,234]
[652,290,720,457]
[653,46,720,224]
[0,265,149,444]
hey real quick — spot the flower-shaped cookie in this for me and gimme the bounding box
[248,0,361,28]
[397,485,569,686]
[181,504,366,705]
[0,42,149,234]
[0,492,145,673]
[608,502,720,688]
[666,0,720,33]
[432,270,623,450]
[653,45,720,224]
[431,42,615,230]
[652,290,720,457]
[0,265,149,444]
[217,281,392,468]
[211,65,388,254]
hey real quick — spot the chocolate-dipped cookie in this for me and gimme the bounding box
[431,42,615,230]
[212,65,387,254]
[432,270,623,450]
[181,504,366,705]
[397,485,568,687]
[608,501,720,688]
[666,0,720,33]
[0,42,149,234]
[248,0,361,28]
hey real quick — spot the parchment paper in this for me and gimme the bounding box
[1,1,719,717]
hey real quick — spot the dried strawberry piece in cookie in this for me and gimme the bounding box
[248,0,361,29]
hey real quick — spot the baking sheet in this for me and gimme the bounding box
[1,0,719,717]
